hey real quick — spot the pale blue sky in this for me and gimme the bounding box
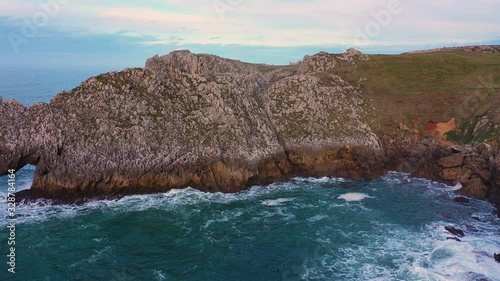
[1,0,499,68]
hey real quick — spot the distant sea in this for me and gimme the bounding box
[0,64,113,106]
[1,65,500,281]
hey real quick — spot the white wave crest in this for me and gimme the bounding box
[338,193,372,202]
[262,198,295,206]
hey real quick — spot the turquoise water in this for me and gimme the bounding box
[1,66,500,280]
[1,170,500,280]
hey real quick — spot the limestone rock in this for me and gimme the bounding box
[337,48,369,64]
[297,52,336,74]
[438,153,465,168]
[457,178,488,200]
[440,167,471,182]
[0,48,498,211]
[0,49,384,200]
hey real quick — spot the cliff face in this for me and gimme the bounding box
[0,48,499,210]
[382,135,499,207]
[0,50,385,200]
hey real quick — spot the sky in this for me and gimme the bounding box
[0,0,499,68]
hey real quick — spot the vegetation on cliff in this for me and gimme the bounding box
[0,47,498,211]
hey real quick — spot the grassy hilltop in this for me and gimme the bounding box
[348,50,499,141]
[261,47,500,144]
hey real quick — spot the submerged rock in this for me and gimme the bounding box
[464,272,494,281]
[454,197,470,204]
[495,253,500,263]
[445,226,465,237]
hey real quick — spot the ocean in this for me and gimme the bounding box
[0,66,499,281]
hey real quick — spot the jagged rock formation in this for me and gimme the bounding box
[0,49,384,200]
[382,135,499,208]
[0,47,499,213]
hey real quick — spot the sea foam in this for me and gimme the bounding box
[338,192,372,202]
[262,198,295,206]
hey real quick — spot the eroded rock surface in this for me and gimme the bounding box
[1,49,499,213]
[1,50,385,200]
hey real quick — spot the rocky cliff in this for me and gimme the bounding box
[0,47,499,213]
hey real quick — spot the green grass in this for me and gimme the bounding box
[334,50,500,142]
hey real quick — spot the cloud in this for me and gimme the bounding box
[2,0,498,47]
[0,0,498,66]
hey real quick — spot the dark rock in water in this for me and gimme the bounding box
[446,237,462,242]
[457,178,488,200]
[454,197,470,204]
[445,226,465,237]
[495,253,500,263]
[465,272,494,281]
[471,216,482,222]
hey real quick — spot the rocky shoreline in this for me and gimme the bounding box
[1,48,499,215]
[14,137,500,218]
[382,135,500,217]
